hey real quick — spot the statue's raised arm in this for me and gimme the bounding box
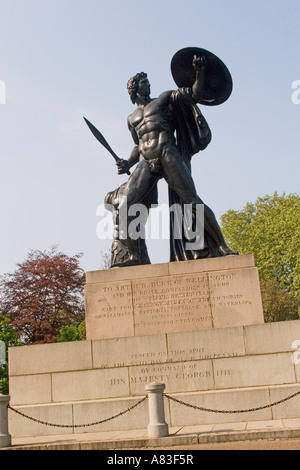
[171,47,233,106]
[191,55,206,103]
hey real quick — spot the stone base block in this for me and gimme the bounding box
[85,254,264,340]
[167,384,300,426]
[8,397,148,438]
[8,384,300,439]
[8,320,300,438]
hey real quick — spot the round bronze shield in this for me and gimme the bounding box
[171,47,233,106]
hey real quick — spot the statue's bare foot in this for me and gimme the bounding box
[219,245,239,256]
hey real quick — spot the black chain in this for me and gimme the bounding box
[7,388,300,429]
[165,388,300,414]
[8,396,147,429]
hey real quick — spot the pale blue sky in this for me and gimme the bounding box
[0,0,299,274]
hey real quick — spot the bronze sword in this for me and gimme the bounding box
[83,117,131,175]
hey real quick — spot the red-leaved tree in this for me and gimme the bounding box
[0,246,86,344]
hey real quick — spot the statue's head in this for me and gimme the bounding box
[127,72,148,104]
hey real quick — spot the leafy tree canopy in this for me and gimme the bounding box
[221,192,300,300]
[260,279,299,323]
[0,246,85,344]
[0,313,17,348]
[0,313,18,394]
[57,321,86,343]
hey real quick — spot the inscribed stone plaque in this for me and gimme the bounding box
[0,341,5,365]
[212,353,295,389]
[84,256,264,340]
[128,360,214,395]
[132,273,213,336]
[85,280,134,339]
[166,326,246,362]
[92,334,168,369]
[209,267,264,328]
[52,368,130,402]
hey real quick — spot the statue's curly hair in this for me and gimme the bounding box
[127,72,148,104]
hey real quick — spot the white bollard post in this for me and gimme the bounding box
[0,395,11,448]
[145,382,169,438]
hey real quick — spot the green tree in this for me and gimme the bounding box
[0,246,86,344]
[57,321,86,343]
[0,313,18,394]
[260,279,299,323]
[221,192,300,301]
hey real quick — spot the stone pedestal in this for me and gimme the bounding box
[0,395,11,448]
[7,320,300,439]
[145,383,168,438]
[85,254,264,340]
[8,255,300,441]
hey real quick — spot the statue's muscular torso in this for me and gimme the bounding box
[128,91,176,161]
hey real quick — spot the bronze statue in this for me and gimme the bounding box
[85,47,238,267]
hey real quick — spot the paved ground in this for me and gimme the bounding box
[2,417,300,451]
[141,439,300,451]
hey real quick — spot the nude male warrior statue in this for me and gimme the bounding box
[85,47,237,267]
[115,51,237,266]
